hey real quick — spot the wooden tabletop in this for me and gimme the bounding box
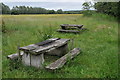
[19,38,70,55]
[60,24,83,27]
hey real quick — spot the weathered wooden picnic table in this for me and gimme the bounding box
[19,38,69,55]
[7,38,70,68]
[7,38,81,69]
[57,24,87,33]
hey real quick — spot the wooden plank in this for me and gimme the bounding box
[60,24,83,27]
[19,38,70,55]
[60,24,83,30]
[35,38,60,46]
[7,51,24,60]
[19,44,39,51]
[31,39,70,55]
[19,38,60,51]
[45,43,68,56]
[45,48,81,70]
[57,29,80,33]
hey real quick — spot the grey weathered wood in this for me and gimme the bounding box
[19,38,60,51]
[45,43,68,56]
[32,39,70,54]
[35,38,60,46]
[19,38,70,55]
[8,38,70,68]
[22,52,45,68]
[57,29,80,33]
[30,53,44,68]
[7,51,24,60]
[60,24,83,27]
[22,52,31,66]
[19,44,39,51]
[45,48,80,70]
[60,24,83,30]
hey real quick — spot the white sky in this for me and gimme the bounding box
[1,0,119,2]
[1,0,92,2]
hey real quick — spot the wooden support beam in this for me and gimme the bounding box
[45,48,81,70]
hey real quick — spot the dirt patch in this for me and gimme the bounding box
[94,25,111,32]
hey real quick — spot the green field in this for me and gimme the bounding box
[1,14,118,78]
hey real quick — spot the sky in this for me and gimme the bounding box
[1,0,119,11]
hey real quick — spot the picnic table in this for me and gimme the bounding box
[60,24,83,30]
[7,38,81,70]
[7,38,70,68]
[57,24,87,33]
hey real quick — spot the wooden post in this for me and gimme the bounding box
[70,38,74,50]
[22,52,45,68]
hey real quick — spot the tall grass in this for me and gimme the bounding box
[0,16,2,79]
[1,14,118,78]
[91,13,117,21]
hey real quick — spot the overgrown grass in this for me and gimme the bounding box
[1,14,118,78]
[0,16,2,79]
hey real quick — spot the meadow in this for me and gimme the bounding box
[1,14,118,78]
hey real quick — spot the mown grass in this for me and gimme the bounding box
[1,14,118,78]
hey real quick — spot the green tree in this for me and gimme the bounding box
[1,3,10,14]
[11,6,19,15]
[57,9,63,14]
[82,2,92,10]
[48,10,55,14]
[82,2,93,16]
[94,2,118,16]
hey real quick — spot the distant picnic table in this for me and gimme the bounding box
[57,24,87,33]
[60,24,83,30]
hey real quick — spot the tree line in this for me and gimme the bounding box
[1,3,82,14]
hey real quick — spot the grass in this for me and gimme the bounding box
[1,14,118,78]
[0,16,2,79]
